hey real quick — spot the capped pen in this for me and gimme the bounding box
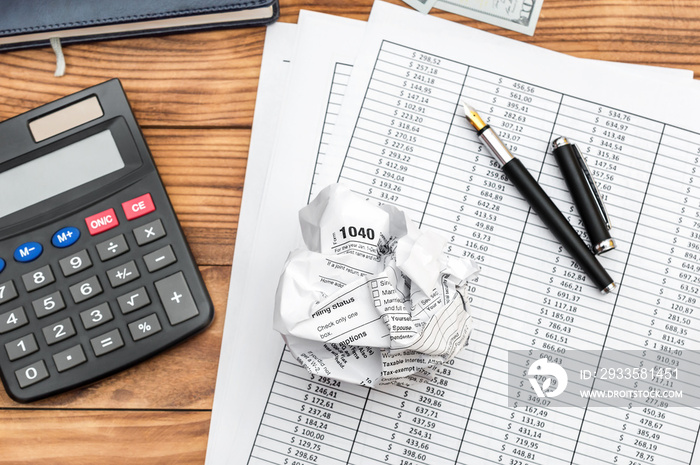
[551,137,616,254]
[461,100,616,294]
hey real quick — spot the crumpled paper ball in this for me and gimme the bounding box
[274,183,479,386]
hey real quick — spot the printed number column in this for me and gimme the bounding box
[460,86,604,464]
[310,63,354,200]
[249,348,368,464]
[453,71,588,465]
[339,43,474,464]
[421,68,564,422]
[573,125,700,465]
[338,41,469,219]
[347,378,472,465]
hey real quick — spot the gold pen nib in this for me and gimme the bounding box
[461,99,487,131]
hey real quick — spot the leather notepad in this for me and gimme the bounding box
[0,0,279,51]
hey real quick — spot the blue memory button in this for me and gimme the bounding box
[0,258,5,273]
[14,242,43,263]
[52,227,81,248]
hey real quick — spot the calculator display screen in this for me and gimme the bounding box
[0,130,124,219]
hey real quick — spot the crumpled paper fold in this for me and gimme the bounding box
[274,184,479,386]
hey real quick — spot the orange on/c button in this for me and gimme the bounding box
[122,193,156,221]
[85,208,119,236]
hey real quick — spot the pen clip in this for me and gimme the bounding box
[571,144,612,230]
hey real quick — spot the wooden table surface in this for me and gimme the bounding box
[0,0,698,463]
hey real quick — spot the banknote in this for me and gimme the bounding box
[434,0,543,35]
[403,0,437,13]
[401,0,439,14]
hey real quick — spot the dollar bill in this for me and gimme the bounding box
[435,0,543,35]
[401,0,439,14]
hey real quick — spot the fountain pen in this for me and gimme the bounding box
[461,100,616,294]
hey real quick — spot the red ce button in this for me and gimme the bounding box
[122,193,156,221]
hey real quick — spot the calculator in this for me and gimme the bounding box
[0,79,214,402]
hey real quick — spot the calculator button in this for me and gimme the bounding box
[90,328,124,357]
[143,245,177,272]
[106,260,140,288]
[13,242,43,263]
[133,219,166,246]
[22,264,56,292]
[69,276,103,304]
[128,313,162,341]
[42,317,76,345]
[0,280,18,305]
[5,333,39,361]
[85,208,119,236]
[59,249,93,277]
[0,307,28,334]
[32,290,66,318]
[0,258,5,273]
[122,193,155,221]
[15,360,49,388]
[80,302,114,330]
[96,234,130,261]
[51,227,81,248]
[155,272,199,325]
[117,287,151,314]
[53,344,87,373]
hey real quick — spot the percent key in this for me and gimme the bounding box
[128,314,162,341]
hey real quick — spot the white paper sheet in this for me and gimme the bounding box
[205,21,298,463]
[223,2,700,464]
[207,3,700,464]
[274,11,367,204]
[205,13,367,465]
[315,2,700,464]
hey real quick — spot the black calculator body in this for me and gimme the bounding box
[0,79,214,402]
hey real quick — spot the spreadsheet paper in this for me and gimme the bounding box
[209,3,700,464]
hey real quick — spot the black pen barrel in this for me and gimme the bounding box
[552,140,614,254]
[501,158,615,293]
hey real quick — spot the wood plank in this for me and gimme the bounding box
[523,0,700,69]
[0,29,266,126]
[145,127,249,266]
[0,410,210,465]
[0,265,229,409]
